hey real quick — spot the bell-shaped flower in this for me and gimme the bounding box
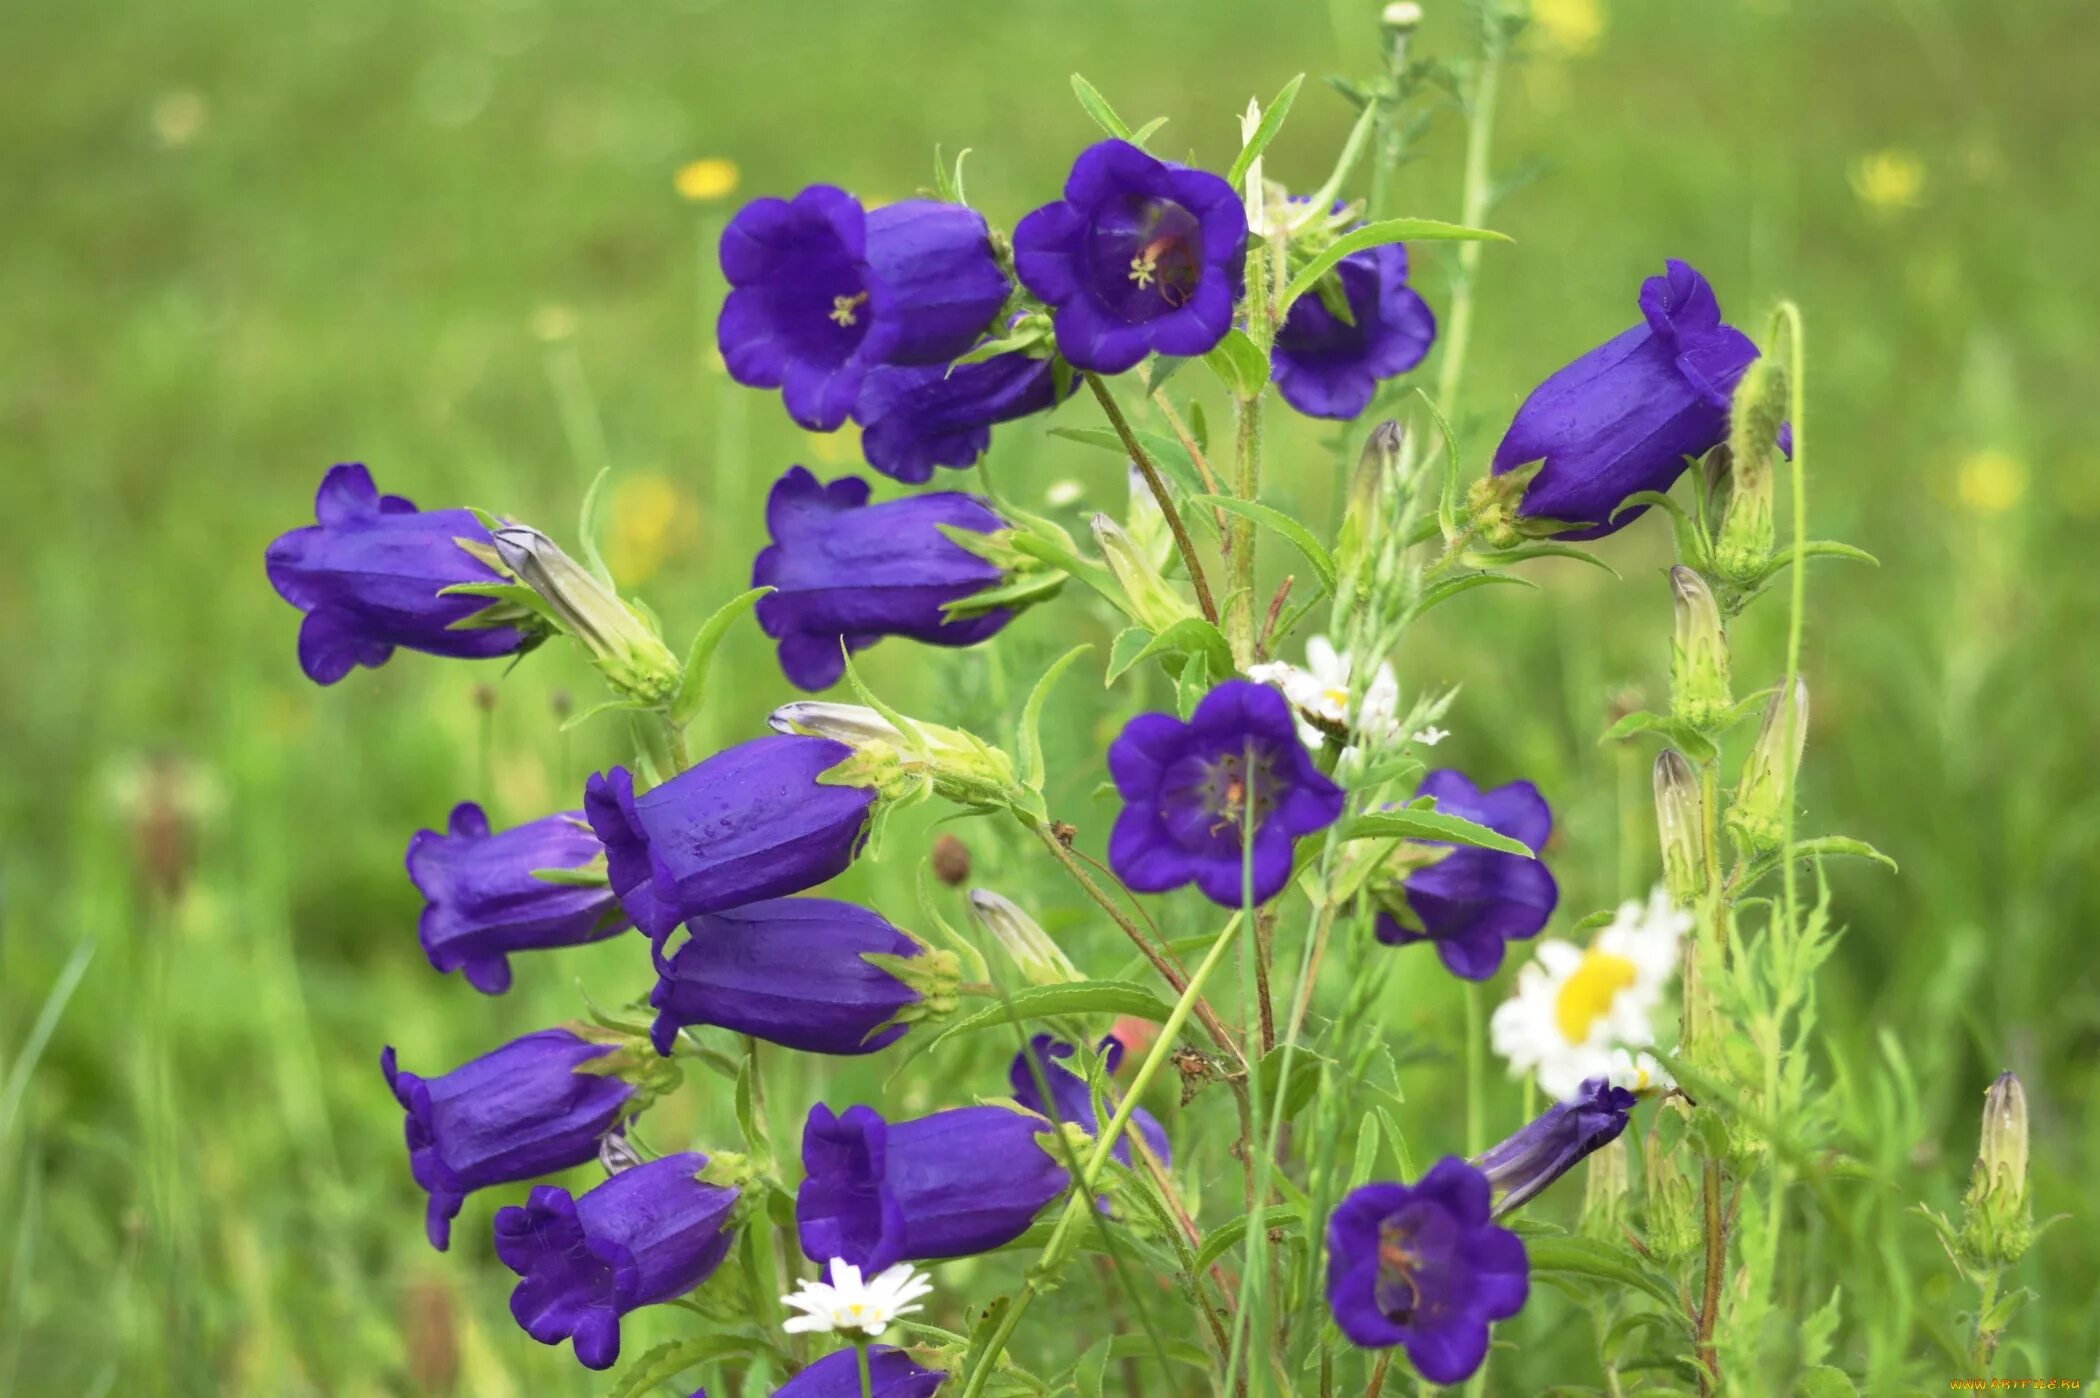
[1008,1034,1170,1168]
[853,348,1075,484]
[1474,1076,1637,1217]
[770,1347,946,1398]
[1375,770,1558,981]
[1272,241,1436,420]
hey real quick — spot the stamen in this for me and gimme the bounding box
[1127,234,1181,292]
[1127,249,1158,289]
[829,291,869,327]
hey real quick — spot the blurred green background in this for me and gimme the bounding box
[4,0,2096,1391]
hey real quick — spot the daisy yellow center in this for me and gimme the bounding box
[1553,950,1638,1044]
[1322,686,1350,711]
[829,291,869,327]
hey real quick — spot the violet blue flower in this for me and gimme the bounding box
[648,897,934,1057]
[753,466,1013,692]
[1492,259,1777,539]
[495,1152,739,1371]
[382,1029,633,1250]
[1326,1158,1530,1384]
[772,1347,947,1398]
[796,1103,1067,1272]
[584,735,874,942]
[1009,1035,1169,1168]
[1013,140,1247,373]
[853,348,1074,484]
[1475,1076,1636,1218]
[1107,679,1345,907]
[718,188,1010,431]
[406,803,627,995]
[1272,241,1436,420]
[265,463,529,684]
[1375,770,1558,981]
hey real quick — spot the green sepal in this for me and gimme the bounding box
[669,585,771,727]
[1225,73,1303,189]
[1069,72,1134,140]
[530,861,608,888]
[1280,219,1511,313]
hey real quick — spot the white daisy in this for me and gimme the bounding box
[1412,725,1451,747]
[1605,1047,1675,1097]
[780,1258,933,1339]
[1490,887,1691,1101]
[1247,635,1401,753]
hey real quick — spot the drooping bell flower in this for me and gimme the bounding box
[1107,679,1345,907]
[265,463,532,684]
[1491,259,1773,539]
[1271,241,1436,420]
[1008,1035,1170,1168]
[647,897,955,1057]
[753,466,1015,692]
[382,1029,634,1250]
[1474,1076,1636,1217]
[1013,140,1248,373]
[583,735,875,942]
[796,1102,1068,1272]
[495,1151,739,1370]
[853,346,1075,484]
[1374,770,1558,981]
[718,188,1010,431]
[1326,1158,1530,1385]
[406,803,627,995]
[771,1347,947,1398]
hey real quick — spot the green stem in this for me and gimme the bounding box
[1084,372,1219,626]
[857,1340,873,1398]
[1431,21,1505,426]
[1464,982,1486,1157]
[1223,747,1272,1397]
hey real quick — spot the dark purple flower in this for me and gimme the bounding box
[753,466,1013,692]
[773,1347,947,1398]
[1492,259,1777,539]
[406,803,627,995]
[1375,770,1558,981]
[718,188,1010,431]
[381,1029,633,1250]
[1008,1035,1169,1168]
[796,1103,1067,1271]
[584,736,874,942]
[853,348,1074,484]
[1326,1158,1530,1385]
[495,1152,739,1371]
[1107,679,1345,907]
[1475,1076,1636,1217]
[1013,140,1247,373]
[265,463,529,684]
[1272,241,1436,420]
[648,897,933,1057]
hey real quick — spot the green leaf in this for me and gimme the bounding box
[733,1050,762,1152]
[575,466,617,589]
[1526,1236,1686,1314]
[1074,1339,1110,1398]
[1105,616,1235,684]
[1344,808,1535,857]
[1473,540,1619,577]
[1597,708,1718,765]
[1069,73,1133,140]
[1282,219,1511,311]
[1173,646,1210,719]
[530,865,609,888]
[924,981,1174,1051]
[1105,627,1153,684]
[604,1335,758,1398]
[1047,424,1213,520]
[1412,569,1537,616]
[1128,116,1169,148]
[1225,74,1304,189]
[1796,1366,1860,1398]
[1008,531,1136,622]
[1256,1044,1329,1121]
[1409,386,1464,541]
[942,570,1068,621]
[1791,835,1899,873]
[1189,494,1337,591]
[669,585,771,725]
[1017,644,1091,794]
[1201,329,1270,400]
[1191,1205,1304,1275]
[1760,539,1881,576]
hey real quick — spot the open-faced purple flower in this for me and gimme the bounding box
[1009,1035,1169,1168]
[1013,140,1247,373]
[1492,259,1775,539]
[754,466,1014,692]
[718,188,1010,431]
[772,1347,947,1398]
[853,348,1074,484]
[406,803,627,995]
[495,1152,738,1371]
[382,1029,633,1250]
[265,463,530,684]
[1272,242,1436,420]
[1375,770,1557,981]
[796,1103,1068,1272]
[1327,1158,1530,1385]
[1475,1076,1636,1218]
[584,735,874,942]
[648,897,949,1057]
[1107,679,1345,907]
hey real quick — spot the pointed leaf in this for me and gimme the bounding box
[1017,644,1092,794]
[670,586,771,726]
[1107,616,1234,684]
[1191,1205,1304,1275]
[1344,808,1535,857]
[1526,1236,1686,1314]
[1282,219,1511,311]
[1189,494,1337,591]
[1201,329,1270,400]
[575,466,617,589]
[925,981,1174,1051]
[1069,73,1133,140]
[1226,74,1304,188]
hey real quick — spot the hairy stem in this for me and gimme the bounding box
[1085,372,1219,626]
[1696,1158,1726,1394]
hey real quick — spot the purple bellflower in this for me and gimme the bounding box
[1375,770,1558,981]
[1013,140,1247,373]
[584,735,874,943]
[1009,1034,1169,1168]
[406,803,627,995]
[1327,1158,1530,1385]
[1492,259,1776,539]
[1107,679,1345,907]
[1475,1076,1637,1217]
[772,1347,947,1398]
[1272,240,1436,420]
[753,466,1013,692]
[853,348,1074,484]
[382,1028,634,1250]
[495,1152,739,1371]
[718,188,1010,431]
[265,463,529,684]
[796,1102,1068,1272]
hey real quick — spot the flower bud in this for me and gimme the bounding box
[1642,1137,1702,1266]
[968,889,1081,986]
[1092,513,1197,634]
[1715,356,1788,581]
[1123,465,1172,571]
[1653,749,1705,904]
[1667,566,1731,729]
[1580,1135,1632,1241]
[767,701,1021,811]
[1335,421,1402,597]
[1726,678,1809,854]
[1960,1070,2032,1265]
[1476,1077,1634,1219]
[492,526,679,704]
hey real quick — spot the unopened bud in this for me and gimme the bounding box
[1667,566,1731,729]
[493,526,679,704]
[768,701,1020,809]
[1092,513,1196,634]
[1336,421,1402,593]
[1653,749,1705,904]
[1961,1071,2032,1265]
[968,888,1081,986]
[1580,1136,1632,1241]
[1726,678,1809,854]
[1715,356,1788,581]
[1123,466,1172,570]
[1642,1137,1702,1265]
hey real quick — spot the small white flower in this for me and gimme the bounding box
[1412,725,1451,747]
[780,1258,933,1339]
[1490,886,1691,1101]
[1248,635,1401,754]
[1605,1047,1674,1097]
[1045,479,1083,507]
